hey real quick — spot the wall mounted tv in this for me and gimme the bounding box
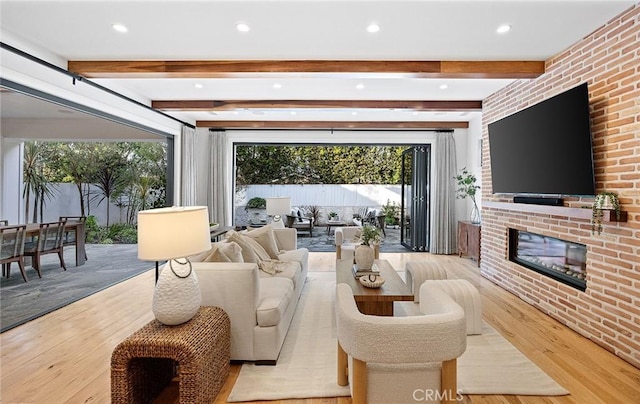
[488,82,595,196]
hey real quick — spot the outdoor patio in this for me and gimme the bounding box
[0,225,408,332]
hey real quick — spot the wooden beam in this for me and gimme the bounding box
[152,100,482,111]
[68,60,544,79]
[196,121,469,129]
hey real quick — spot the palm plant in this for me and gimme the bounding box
[23,142,57,222]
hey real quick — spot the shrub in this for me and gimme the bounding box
[245,197,266,210]
[107,223,138,244]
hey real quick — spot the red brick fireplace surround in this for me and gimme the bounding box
[481,4,639,368]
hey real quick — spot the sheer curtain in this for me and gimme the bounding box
[208,129,230,226]
[180,125,197,206]
[429,131,458,254]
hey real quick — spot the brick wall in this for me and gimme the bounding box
[481,4,639,368]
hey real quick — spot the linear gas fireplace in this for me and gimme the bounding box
[509,229,587,291]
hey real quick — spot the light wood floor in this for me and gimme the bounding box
[1,252,638,403]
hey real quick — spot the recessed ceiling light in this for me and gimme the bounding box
[112,24,128,33]
[356,83,365,90]
[273,83,282,89]
[351,111,358,116]
[367,23,380,33]
[233,111,239,115]
[290,111,297,116]
[440,84,448,90]
[236,23,250,32]
[413,111,419,116]
[496,24,511,34]
[194,83,203,89]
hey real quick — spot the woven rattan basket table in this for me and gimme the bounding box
[111,306,230,403]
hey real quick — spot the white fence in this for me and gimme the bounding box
[235,184,401,226]
[25,183,401,227]
[25,183,128,226]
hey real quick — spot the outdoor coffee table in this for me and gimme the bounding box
[336,258,413,316]
[326,220,346,235]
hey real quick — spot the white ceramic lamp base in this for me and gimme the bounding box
[270,215,285,228]
[152,259,201,325]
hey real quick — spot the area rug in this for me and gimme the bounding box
[227,272,569,402]
[0,244,152,332]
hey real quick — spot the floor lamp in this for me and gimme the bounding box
[266,197,291,229]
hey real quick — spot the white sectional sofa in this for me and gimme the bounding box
[191,226,308,365]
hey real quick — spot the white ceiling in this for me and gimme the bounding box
[0,0,636,127]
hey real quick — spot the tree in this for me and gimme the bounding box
[57,142,98,217]
[235,145,405,186]
[91,144,130,226]
[23,142,58,223]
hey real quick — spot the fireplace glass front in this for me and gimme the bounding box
[509,229,587,291]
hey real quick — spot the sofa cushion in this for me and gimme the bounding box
[245,225,280,259]
[227,231,271,263]
[257,277,294,327]
[260,260,302,288]
[278,248,308,267]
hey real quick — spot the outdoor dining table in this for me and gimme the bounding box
[1,220,86,267]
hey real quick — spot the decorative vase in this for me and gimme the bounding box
[354,244,375,270]
[153,259,201,325]
[470,201,481,224]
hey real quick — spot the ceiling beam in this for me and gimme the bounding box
[153,100,482,111]
[196,121,469,129]
[68,60,544,79]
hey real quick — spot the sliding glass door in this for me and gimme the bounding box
[401,146,431,251]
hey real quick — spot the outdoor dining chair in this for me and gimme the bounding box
[24,220,68,277]
[1,225,28,282]
[0,220,8,226]
[59,216,88,261]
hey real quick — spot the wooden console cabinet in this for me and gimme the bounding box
[458,221,481,267]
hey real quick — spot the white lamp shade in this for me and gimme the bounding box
[266,197,291,216]
[137,206,211,261]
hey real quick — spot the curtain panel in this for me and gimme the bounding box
[429,131,457,254]
[180,125,197,206]
[208,130,230,226]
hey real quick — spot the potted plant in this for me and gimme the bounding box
[455,167,481,224]
[591,191,621,235]
[354,225,383,270]
[328,211,339,221]
[381,199,399,228]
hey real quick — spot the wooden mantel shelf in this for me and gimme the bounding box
[483,201,628,222]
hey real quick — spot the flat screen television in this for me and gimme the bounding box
[488,82,595,196]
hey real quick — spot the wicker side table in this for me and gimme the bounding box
[111,306,230,404]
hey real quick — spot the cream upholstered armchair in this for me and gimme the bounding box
[335,283,467,404]
[334,226,361,259]
[334,226,380,260]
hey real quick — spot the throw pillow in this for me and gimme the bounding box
[244,225,280,259]
[210,241,244,262]
[227,231,271,263]
[188,243,217,262]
